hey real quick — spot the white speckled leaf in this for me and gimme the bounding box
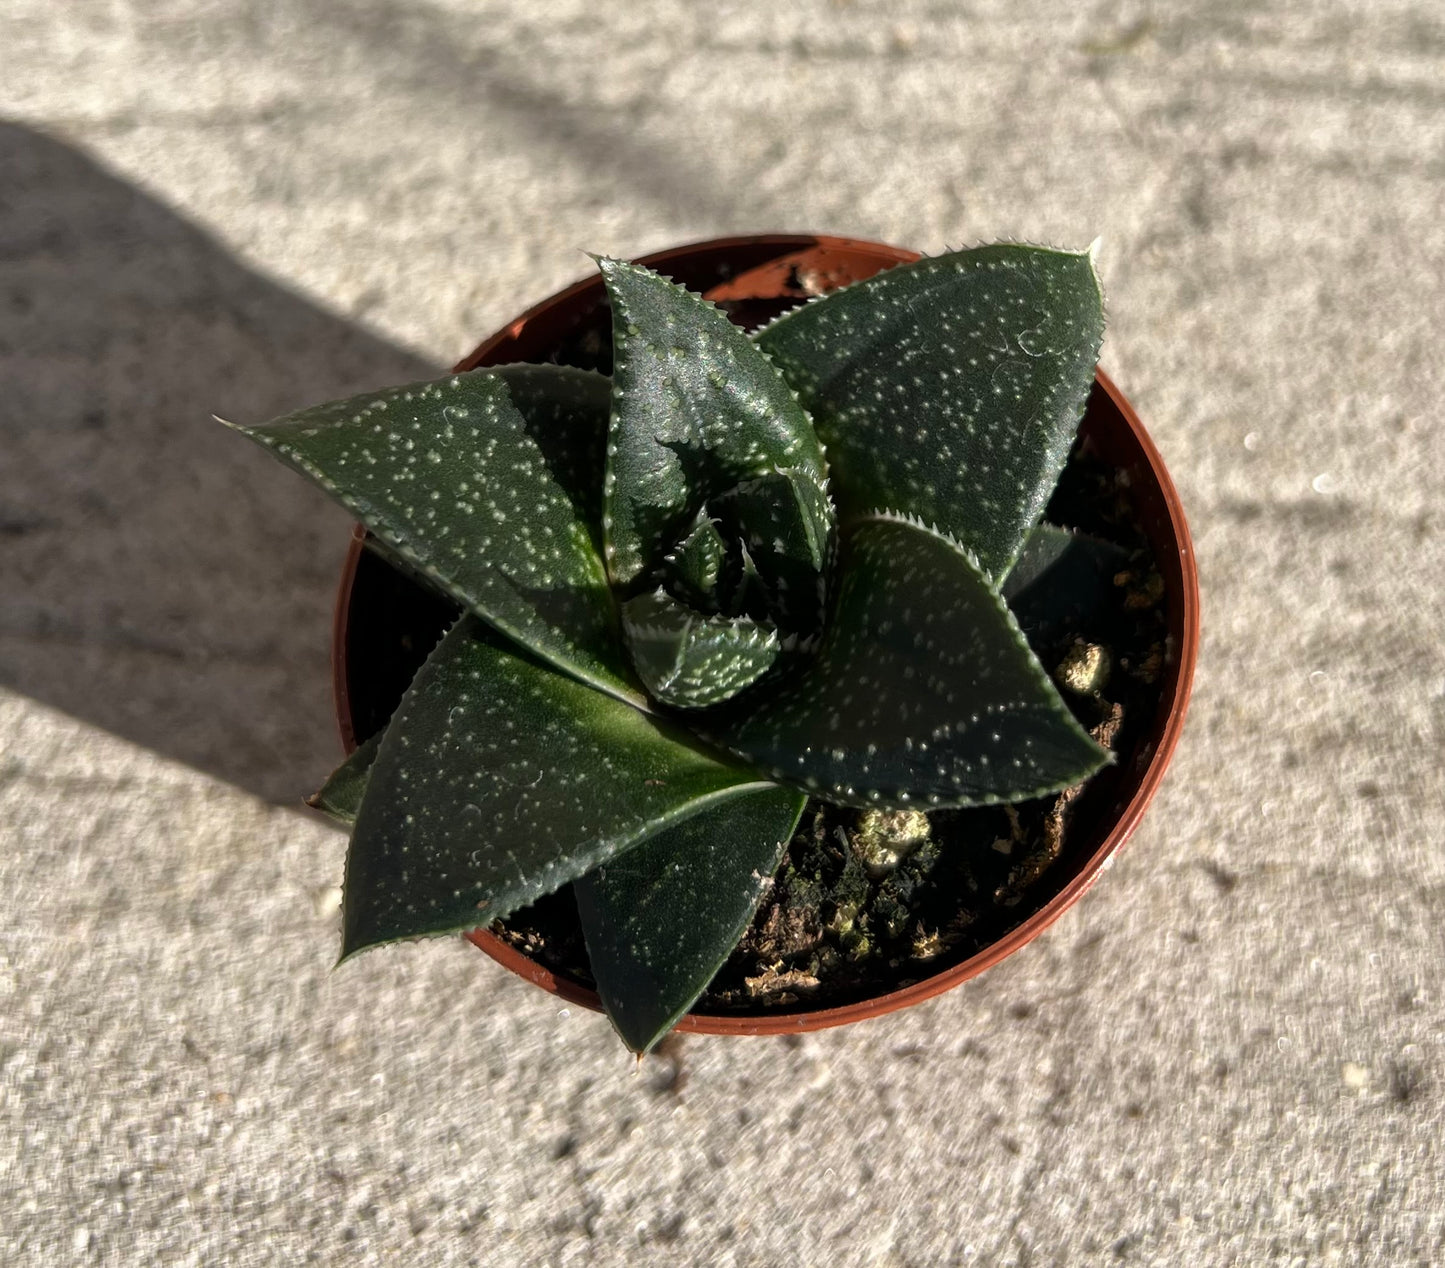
[341,616,773,958]
[757,244,1104,584]
[598,258,832,610]
[575,785,807,1054]
[701,516,1110,808]
[621,589,780,710]
[663,510,728,612]
[229,369,639,704]
[489,363,611,542]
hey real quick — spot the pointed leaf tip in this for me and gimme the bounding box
[758,243,1104,584]
[599,259,833,617]
[308,728,384,824]
[576,784,806,1053]
[1001,522,1129,652]
[702,516,1110,809]
[232,367,638,705]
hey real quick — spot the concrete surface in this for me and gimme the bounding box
[2,1,1443,1263]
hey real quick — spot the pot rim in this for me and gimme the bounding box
[330,234,1200,1037]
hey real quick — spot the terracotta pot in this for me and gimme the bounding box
[331,234,1200,1037]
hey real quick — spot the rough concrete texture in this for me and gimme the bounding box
[2,1,1442,1263]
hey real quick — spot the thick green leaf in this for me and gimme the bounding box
[663,510,728,612]
[1002,523,1130,649]
[342,615,773,958]
[227,368,640,705]
[489,363,611,541]
[701,516,1110,808]
[307,728,384,824]
[725,539,770,622]
[575,784,807,1054]
[1000,522,1080,600]
[622,589,780,710]
[597,258,832,609]
[757,244,1104,584]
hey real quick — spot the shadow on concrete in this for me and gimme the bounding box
[315,0,777,230]
[0,121,440,802]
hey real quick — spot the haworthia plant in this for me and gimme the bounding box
[227,243,1113,1054]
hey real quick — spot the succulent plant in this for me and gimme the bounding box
[225,243,1111,1053]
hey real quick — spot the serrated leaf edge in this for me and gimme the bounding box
[584,786,808,1055]
[339,776,784,963]
[223,382,647,712]
[749,240,1101,345]
[702,510,1113,810]
[624,588,781,703]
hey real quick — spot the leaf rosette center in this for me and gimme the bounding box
[599,258,834,710]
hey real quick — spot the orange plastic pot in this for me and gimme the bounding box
[331,235,1200,1037]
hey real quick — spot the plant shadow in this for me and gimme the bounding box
[0,121,441,802]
